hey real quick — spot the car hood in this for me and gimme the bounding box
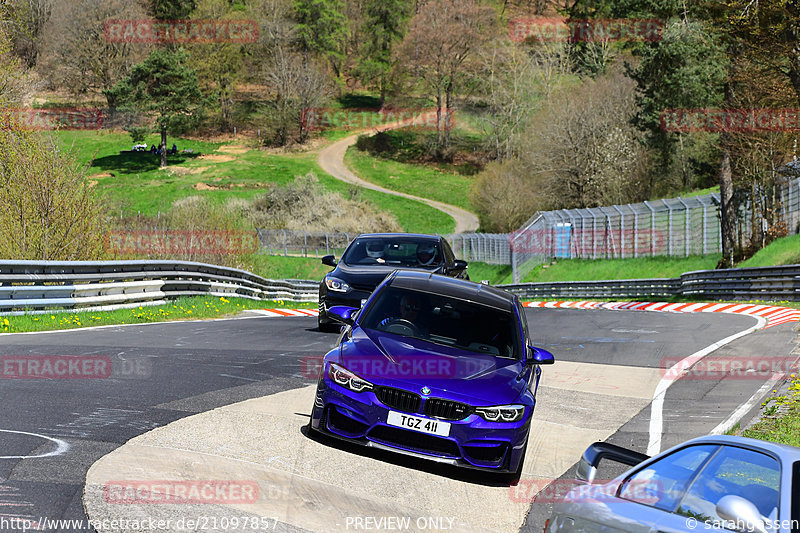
[338,327,526,405]
[333,262,444,290]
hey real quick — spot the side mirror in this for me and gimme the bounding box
[452,259,468,270]
[322,255,337,267]
[576,442,650,484]
[527,346,555,365]
[716,495,769,533]
[328,305,357,325]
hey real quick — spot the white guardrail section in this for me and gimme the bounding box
[0,260,318,314]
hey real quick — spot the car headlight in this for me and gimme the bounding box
[474,404,525,422]
[325,276,350,293]
[328,363,373,392]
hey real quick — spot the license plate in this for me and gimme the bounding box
[386,411,450,437]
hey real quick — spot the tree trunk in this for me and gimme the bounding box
[160,125,168,168]
[220,78,232,132]
[718,144,735,268]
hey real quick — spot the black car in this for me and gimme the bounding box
[317,233,468,332]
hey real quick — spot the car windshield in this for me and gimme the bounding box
[359,287,521,359]
[342,237,442,267]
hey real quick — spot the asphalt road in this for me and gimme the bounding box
[0,308,795,532]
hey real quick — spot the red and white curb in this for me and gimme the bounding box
[523,301,800,329]
[252,308,319,317]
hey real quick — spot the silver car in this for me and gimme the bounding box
[547,435,800,533]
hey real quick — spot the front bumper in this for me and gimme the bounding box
[318,289,373,323]
[310,379,532,472]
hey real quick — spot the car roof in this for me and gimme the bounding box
[387,270,516,311]
[668,434,800,461]
[355,233,441,241]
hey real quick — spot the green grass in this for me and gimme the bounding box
[0,296,315,334]
[679,185,720,198]
[467,262,513,284]
[345,146,474,211]
[739,234,800,268]
[520,255,721,283]
[741,376,800,447]
[248,254,332,280]
[50,130,454,234]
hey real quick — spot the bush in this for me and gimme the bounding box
[0,127,105,259]
[248,173,401,233]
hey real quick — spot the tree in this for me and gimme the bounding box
[627,20,728,194]
[3,0,52,68]
[293,0,348,76]
[38,0,149,98]
[190,0,248,131]
[105,48,204,167]
[397,0,496,149]
[474,40,568,161]
[515,68,647,209]
[149,0,197,19]
[254,0,333,145]
[357,0,412,104]
[0,128,105,260]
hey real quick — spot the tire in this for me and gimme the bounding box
[317,315,340,333]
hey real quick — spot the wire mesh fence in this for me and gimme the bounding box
[252,176,800,283]
[509,176,800,282]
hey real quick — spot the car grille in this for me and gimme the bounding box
[423,398,471,421]
[376,387,421,413]
[368,426,460,458]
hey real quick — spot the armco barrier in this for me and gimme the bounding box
[499,264,800,301]
[0,260,318,314]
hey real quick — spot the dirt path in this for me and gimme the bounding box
[318,134,480,234]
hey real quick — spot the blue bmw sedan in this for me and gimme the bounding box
[309,270,554,478]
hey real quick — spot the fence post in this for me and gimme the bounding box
[283,229,287,256]
[633,211,639,258]
[663,200,673,256]
[702,205,708,255]
[304,231,308,257]
[511,233,518,283]
[592,211,597,259]
[677,198,690,257]
[612,205,625,258]
[325,233,329,256]
[644,201,656,257]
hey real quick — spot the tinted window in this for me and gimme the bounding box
[619,445,718,512]
[442,239,455,264]
[342,237,442,267]
[677,446,780,525]
[360,287,521,359]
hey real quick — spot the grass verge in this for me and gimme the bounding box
[345,146,474,211]
[52,130,455,234]
[520,255,721,283]
[742,375,800,447]
[0,296,315,334]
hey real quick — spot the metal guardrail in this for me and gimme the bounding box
[0,260,318,314]
[499,265,800,301]
[500,278,682,300]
